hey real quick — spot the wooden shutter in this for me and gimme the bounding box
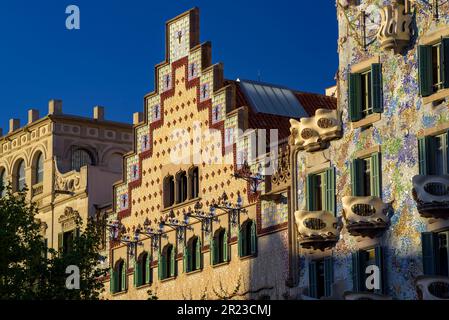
[371,153,382,198]
[371,63,383,113]
[250,222,257,256]
[419,45,434,97]
[418,137,429,175]
[158,252,164,280]
[145,254,151,284]
[308,261,318,298]
[422,232,438,276]
[223,230,229,262]
[58,233,64,253]
[238,228,243,257]
[183,246,188,273]
[121,261,127,291]
[325,168,336,215]
[352,251,363,292]
[374,246,385,294]
[133,259,138,287]
[110,268,116,293]
[306,174,315,211]
[211,236,216,265]
[442,39,449,89]
[170,247,176,277]
[324,257,334,297]
[349,73,363,122]
[196,238,202,269]
[351,159,365,197]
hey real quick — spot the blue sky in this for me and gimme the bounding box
[0,0,338,131]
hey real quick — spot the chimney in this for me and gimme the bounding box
[48,100,63,115]
[93,106,105,121]
[133,112,143,125]
[9,119,20,133]
[28,109,40,124]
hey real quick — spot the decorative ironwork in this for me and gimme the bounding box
[106,220,142,257]
[213,191,247,227]
[232,161,265,193]
[186,201,219,235]
[139,217,167,250]
[160,209,193,242]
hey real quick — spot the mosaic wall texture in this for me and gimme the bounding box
[296,0,449,299]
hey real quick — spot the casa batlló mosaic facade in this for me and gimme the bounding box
[290,0,449,300]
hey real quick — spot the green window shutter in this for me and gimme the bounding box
[422,232,438,276]
[121,261,127,291]
[58,233,64,253]
[210,237,216,265]
[250,222,257,256]
[133,259,138,287]
[145,254,151,284]
[371,63,383,113]
[110,268,116,293]
[158,252,164,280]
[418,45,434,97]
[324,257,334,297]
[349,73,363,122]
[352,251,363,292]
[223,230,229,262]
[374,246,385,294]
[196,238,202,269]
[238,227,243,257]
[308,261,318,298]
[183,246,188,273]
[325,168,336,216]
[371,153,382,198]
[351,159,365,197]
[137,259,143,287]
[306,174,315,211]
[418,137,429,175]
[170,247,176,277]
[441,39,449,89]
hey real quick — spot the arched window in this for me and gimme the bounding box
[189,167,199,199]
[71,148,94,171]
[238,220,257,258]
[111,259,127,293]
[176,171,188,204]
[16,160,26,192]
[184,236,202,273]
[0,168,6,197]
[211,228,228,265]
[34,152,44,185]
[164,175,175,208]
[135,252,151,287]
[159,244,175,280]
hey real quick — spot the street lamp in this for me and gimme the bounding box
[186,201,220,234]
[160,209,193,242]
[232,162,265,193]
[138,217,167,250]
[213,192,247,227]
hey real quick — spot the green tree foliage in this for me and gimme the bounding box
[0,186,106,299]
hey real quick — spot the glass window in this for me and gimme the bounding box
[35,153,44,184]
[71,148,93,171]
[363,157,372,197]
[361,70,373,117]
[17,160,26,191]
[0,169,6,196]
[432,43,443,92]
[438,231,449,277]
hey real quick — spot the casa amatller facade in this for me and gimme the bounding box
[290,0,449,300]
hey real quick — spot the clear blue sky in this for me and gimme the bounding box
[0,0,338,131]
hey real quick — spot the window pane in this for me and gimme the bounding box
[72,149,93,171]
[363,158,371,197]
[35,154,44,184]
[438,232,449,277]
[432,44,442,92]
[18,161,26,191]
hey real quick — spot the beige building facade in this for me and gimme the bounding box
[0,101,133,254]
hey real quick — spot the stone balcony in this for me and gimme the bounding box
[377,1,412,53]
[412,175,449,219]
[31,183,43,197]
[290,109,342,152]
[342,196,390,238]
[416,276,449,300]
[294,210,340,251]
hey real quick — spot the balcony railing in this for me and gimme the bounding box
[294,210,340,251]
[342,196,390,238]
[416,276,449,300]
[412,175,449,218]
[31,183,44,197]
[377,2,412,53]
[290,109,342,152]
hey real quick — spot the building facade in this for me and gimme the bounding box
[0,101,133,255]
[104,8,336,300]
[291,0,449,300]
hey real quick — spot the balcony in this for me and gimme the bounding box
[412,175,449,218]
[290,109,342,152]
[294,210,340,251]
[343,292,392,300]
[342,196,390,238]
[377,2,412,53]
[416,276,449,300]
[31,183,43,197]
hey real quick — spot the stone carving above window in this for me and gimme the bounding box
[377,1,413,53]
[58,207,80,232]
[294,210,340,251]
[290,109,342,152]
